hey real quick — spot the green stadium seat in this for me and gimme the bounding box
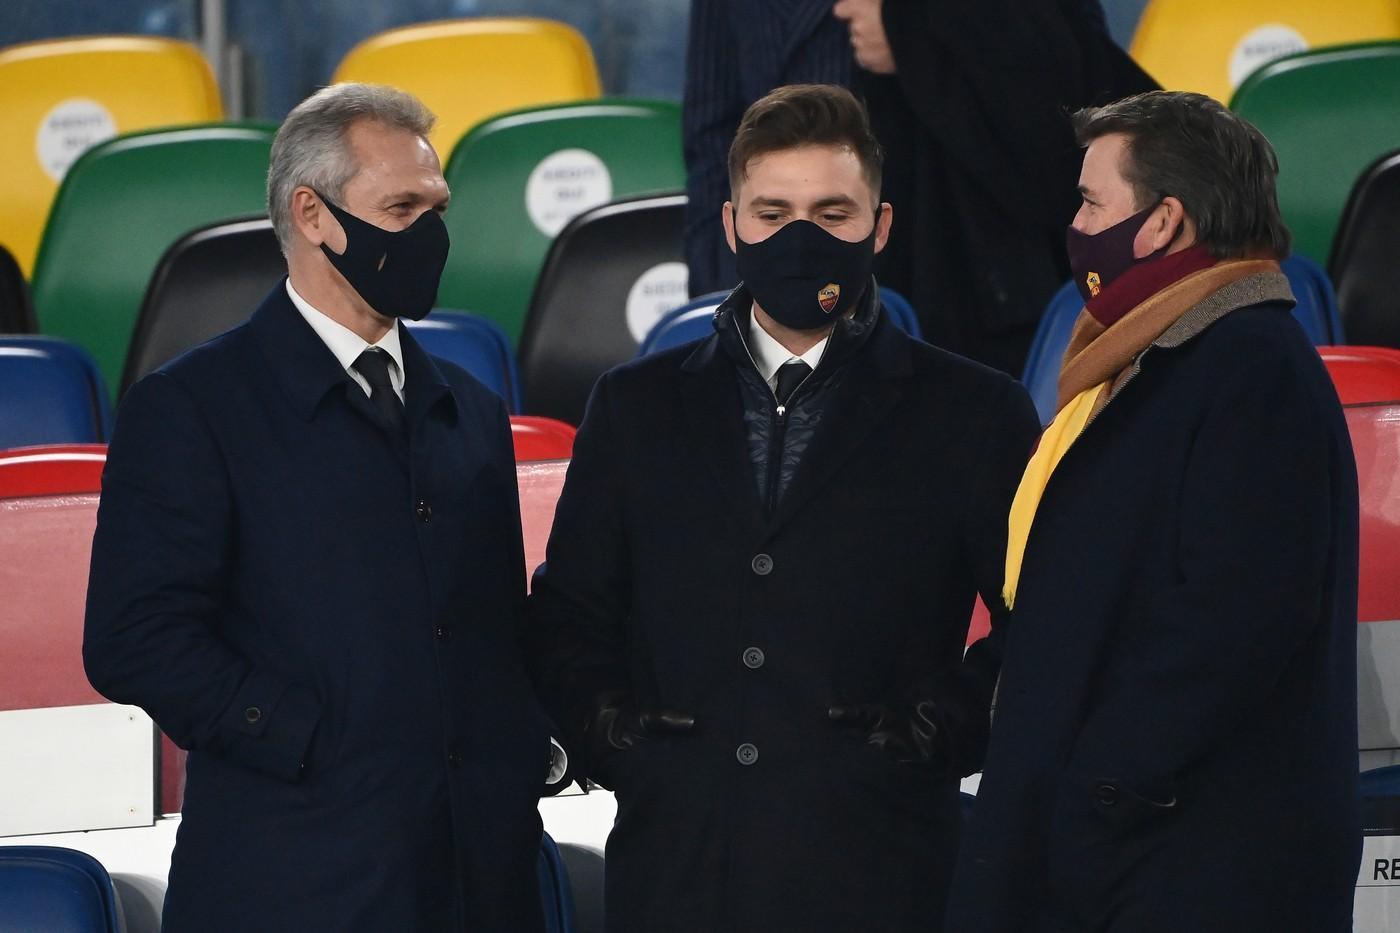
[437,100,684,346]
[30,124,274,398]
[1230,41,1400,265]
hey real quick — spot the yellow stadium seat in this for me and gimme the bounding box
[0,36,222,277]
[1130,0,1400,103]
[331,18,602,159]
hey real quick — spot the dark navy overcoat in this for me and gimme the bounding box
[84,284,550,932]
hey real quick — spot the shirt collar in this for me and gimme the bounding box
[285,278,405,392]
[747,303,828,386]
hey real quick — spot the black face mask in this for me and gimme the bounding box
[315,191,450,321]
[734,213,879,331]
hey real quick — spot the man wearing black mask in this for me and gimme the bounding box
[527,84,1040,932]
[84,84,557,931]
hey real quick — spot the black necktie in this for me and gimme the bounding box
[774,359,813,408]
[352,348,405,434]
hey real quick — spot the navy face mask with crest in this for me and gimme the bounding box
[315,191,450,321]
[734,212,879,331]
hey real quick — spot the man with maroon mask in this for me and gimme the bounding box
[946,91,1362,932]
[528,84,1038,931]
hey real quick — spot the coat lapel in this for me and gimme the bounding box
[680,335,766,524]
[765,318,913,537]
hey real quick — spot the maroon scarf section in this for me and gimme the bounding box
[1085,244,1217,327]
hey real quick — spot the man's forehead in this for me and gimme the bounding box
[737,144,872,203]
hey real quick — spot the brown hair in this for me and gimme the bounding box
[727,84,883,204]
[1073,91,1291,259]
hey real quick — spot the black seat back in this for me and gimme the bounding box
[519,193,688,424]
[123,217,284,394]
[1331,150,1400,349]
[0,243,34,334]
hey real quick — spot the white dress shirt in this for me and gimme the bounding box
[286,279,406,403]
[748,308,828,396]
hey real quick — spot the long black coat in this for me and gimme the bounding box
[945,280,1363,931]
[527,308,1039,932]
[84,285,551,932]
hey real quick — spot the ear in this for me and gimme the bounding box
[722,201,737,254]
[1135,196,1186,257]
[291,185,342,252]
[873,202,893,254]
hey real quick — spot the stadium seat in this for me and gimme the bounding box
[0,445,106,498]
[0,36,223,276]
[1231,41,1400,264]
[31,124,275,398]
[1318,347,1400,405]
[438,100,684,345]
[511,416,577,461]
[0,846,124,933]
[0,244,34,334]
[518,459,568,587]
[1329,150,1400,349]
[0,337,110,448]
[555,843,604,933]
[1022,257,1344,424]
[1131,0,1400,105]
[519,192,688,424]
[636,286,922,358]
[331,18,602,160]
[538,832,577,933]
[123,217,284,393]
[404,311,522,413]
[1362,765,1400,797]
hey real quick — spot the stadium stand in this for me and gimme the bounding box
[0,244,34,335]
[1319,347,1400,406]
[438,99,685,345]
[1330,149,1400,349]
[331,18,601,160]
[0,445,106,498]
[510,416,578,461]
[31,124,275,399]
[0,337,110,448]
[404,312,523,412]
[0,36,223,277]
[519,192,688,424]
[1231,41,1400,264]
[0,846,125,933]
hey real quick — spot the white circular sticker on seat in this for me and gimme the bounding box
[1229,24,1308,90]
[625,262,689,343]
[36,98,117,182]
[525,148,613,237]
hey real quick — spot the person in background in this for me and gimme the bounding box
[945,90,1361,932]
[528,84,1039,932]
[83,83,559,932]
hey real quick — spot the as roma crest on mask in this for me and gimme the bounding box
[1085,271,1102,298]
[817,283,840,313]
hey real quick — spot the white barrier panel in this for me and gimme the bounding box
[1356,833,1400,932]
[0,703,155,836]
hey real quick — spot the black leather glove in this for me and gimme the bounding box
[828,699,946,767]
[587,692,696,758]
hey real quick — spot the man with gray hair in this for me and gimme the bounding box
[84,83,554,931]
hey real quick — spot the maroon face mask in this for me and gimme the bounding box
[1065,203,1166,304]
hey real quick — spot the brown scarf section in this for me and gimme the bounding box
[1056,259,1284,415]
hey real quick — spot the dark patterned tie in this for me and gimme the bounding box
[774,359,813,408]
[352,348,405,434]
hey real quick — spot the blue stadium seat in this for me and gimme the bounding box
[0,846,124,933]
[538,831,577,933]
[1362,765,1400,798]
[1022,256,1346,424]
[0,337,110,448]
[636,287,922,358]
[404,310,523,413]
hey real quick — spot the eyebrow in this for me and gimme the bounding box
[380,190,451,208]
[1077,185,1098,202]
[748,195,861,210]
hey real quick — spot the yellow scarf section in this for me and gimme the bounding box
[1002,381,1106,610]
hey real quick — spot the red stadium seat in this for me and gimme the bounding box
[1320,346,1400,405]
[512,415,578,461]
[518,459,568,589]
[0,444,106,498]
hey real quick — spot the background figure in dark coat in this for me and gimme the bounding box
[83,85,552,932]
[683,0,854,298]
[945,92,1361,932]
[530,85,1039,932]
[834,0,1158,375]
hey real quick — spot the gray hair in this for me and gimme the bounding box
[267,83,436,253]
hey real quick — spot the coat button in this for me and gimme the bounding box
[750,553,773,576]
[244,706,261,723]
[736,743,759,766]
[435,625,451,639]
[742,647,765,669]
[1095,782,1118,807]
[447,750,462,768]
[415,499,433,522]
